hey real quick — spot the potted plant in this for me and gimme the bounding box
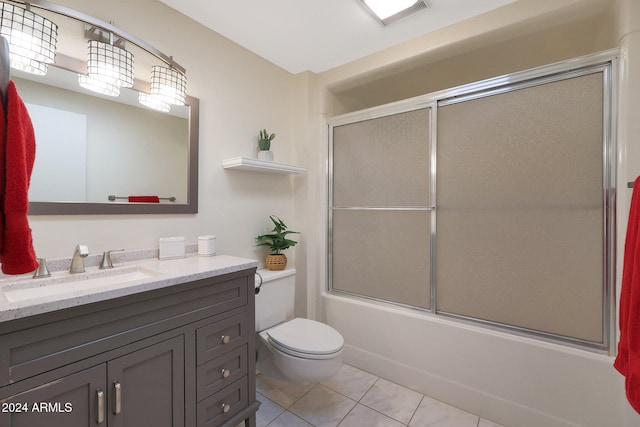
[258,129,276,161]
[255,215,299,270]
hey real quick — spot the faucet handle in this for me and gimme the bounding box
[99,249,125,269]
[33,258,51,278]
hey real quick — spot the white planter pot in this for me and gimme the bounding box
[258,150,273,161]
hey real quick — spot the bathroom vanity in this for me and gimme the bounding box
[0,254,259,427]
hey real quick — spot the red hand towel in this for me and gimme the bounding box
[128,196,160,203]
[615,175,640,414]
[0,81,38,274]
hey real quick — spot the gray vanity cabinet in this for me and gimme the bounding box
[1,336,184,427]
[107,336,185,427]
[0,268,258,427]
[0,364,106,427]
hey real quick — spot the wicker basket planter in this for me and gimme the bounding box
[265,254,287,271]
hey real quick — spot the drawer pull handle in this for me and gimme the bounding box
[114,382,122,415]
[221,403,230,413]
[221,368,230,378]
[221,335,230,344]
[97,389,105,424]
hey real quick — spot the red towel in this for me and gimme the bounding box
[615,175,640,414]
[128,196,160,203]
[0,81,38,274]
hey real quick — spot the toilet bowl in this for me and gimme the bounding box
[257,317,344,384]
[255,269,344,384]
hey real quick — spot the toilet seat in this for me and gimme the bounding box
[266,318,344,360]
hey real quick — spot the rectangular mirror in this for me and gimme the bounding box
[18,64,199,215]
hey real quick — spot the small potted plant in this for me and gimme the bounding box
[255,215,299,270]
[258,129,276,161]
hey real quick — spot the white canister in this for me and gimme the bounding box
[198,235,216,256]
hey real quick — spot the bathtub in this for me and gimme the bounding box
[322,292,635,427]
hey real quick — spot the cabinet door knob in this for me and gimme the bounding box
[221,403,230,413]
[220,335,230,344]
[97,390,105,424]
[221,368,230,378]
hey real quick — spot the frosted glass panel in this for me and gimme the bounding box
[436,72,605,342]
[332,210,431,309]
[332,108,431,207]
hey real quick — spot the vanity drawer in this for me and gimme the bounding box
[196,313,249,366]
[197,345,247,401]
[197,377,248,427]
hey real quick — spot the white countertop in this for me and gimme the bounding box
[0,253,258,323]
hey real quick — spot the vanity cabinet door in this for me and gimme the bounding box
[108,335,185,427]
[0,364,107,427]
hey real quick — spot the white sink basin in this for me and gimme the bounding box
[3,266,162,303]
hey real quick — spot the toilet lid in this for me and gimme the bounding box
[267,318,344,357]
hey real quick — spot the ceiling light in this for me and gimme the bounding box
[87,39,134,88]
[150,65,187,106]
[0,2,57,74]
[358,0,429,26]
[78,74,120,97]
[138,92,170,112]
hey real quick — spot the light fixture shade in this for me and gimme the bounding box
[139,92,170,112]
[78,74,120,97]
[0,2,57,64]
[358,0,429,26]
[10,53,47,75]
[150,65,187,106]
[87,40,134,88]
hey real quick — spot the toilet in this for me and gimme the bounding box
[255,268,344,384]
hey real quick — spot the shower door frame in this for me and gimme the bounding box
[327,48,619,353]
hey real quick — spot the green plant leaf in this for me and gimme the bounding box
[255,215,299,254]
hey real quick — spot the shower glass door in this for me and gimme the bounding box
[328,53,616,351]
[329,106,434,309]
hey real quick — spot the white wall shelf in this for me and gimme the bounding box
[221,157,306,175]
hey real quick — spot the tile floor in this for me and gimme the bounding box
[254,364,504,427]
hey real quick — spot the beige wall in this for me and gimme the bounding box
[27,0,301,270]
[324,0,614,114]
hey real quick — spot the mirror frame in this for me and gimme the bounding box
[28,95,199,215]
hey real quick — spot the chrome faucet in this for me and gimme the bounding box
[70,244,89,274]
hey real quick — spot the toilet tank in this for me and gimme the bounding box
[255,268,296,332]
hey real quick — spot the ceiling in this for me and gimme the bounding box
[157,0,518,74]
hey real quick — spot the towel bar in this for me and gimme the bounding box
[108,195,176,202]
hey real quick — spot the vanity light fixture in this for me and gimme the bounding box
[357,0,430,26]
[78,74,120,97]
[149,65,187,106]
[86,39,134,88]
[138,92,170,112]
[10,53,46,75]
[0,1,57,75]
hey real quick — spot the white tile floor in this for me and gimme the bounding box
[254,364,504,427]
